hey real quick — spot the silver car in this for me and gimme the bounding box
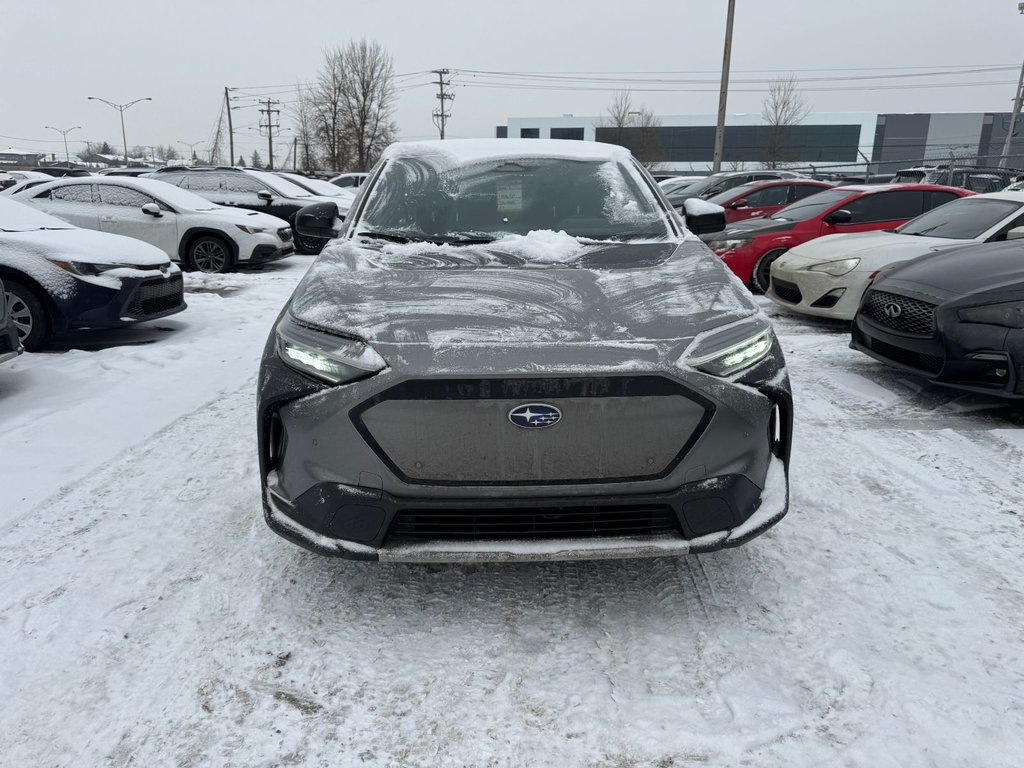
[257,139,792,562]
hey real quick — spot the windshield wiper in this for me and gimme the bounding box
[356,230,414,244]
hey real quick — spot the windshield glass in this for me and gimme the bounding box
[706,183,760,206]
[279,174,352,198]
[771,189,855,221]
[245,170,312,198]
[672,174,733,199]
[132,178,219,211]
[896,197,1023,239]
[358,156,668,244]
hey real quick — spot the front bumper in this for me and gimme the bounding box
[767,264,869,320]
[66,270,186,330]
[852,298,1024,398]
[243,243,294,266]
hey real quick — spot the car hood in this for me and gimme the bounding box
[782,230,961,268]
[0,226,169,266]
[875,239,1024,298]
[287,235,765,366]
[198,206,290,229]
[718,217,798,238]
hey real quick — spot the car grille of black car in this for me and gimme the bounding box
[278,227,293,242]
[772,278,803,304]
[125,274,184,319]
[868,337,943,374]
[863,290,936,335]
[388,504,681,541]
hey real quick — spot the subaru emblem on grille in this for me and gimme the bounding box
[508,403,561,429]
[883,302,903,319]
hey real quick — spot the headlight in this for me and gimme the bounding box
[806,258,860,276]
[51,260,143,276]
[275,315,387,385]
[957,301,1024,329]
[236,225,268,234]
[707,238,752,252]
[687,325,775,377]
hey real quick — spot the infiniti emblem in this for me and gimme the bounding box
[883,302,903,319]
[508,403,561,429]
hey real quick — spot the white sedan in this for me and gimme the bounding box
[12,176,294,273]
[766,191,1024,320]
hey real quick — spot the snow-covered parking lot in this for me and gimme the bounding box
[2,254,1024,767]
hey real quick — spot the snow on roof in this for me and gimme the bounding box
[382,139,634,165]
[0,147,46,157]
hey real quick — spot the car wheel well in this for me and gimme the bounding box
[179,228,238,267]
[0,267,62,326]
[752,248,789,294]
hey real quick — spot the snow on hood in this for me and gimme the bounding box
[0,226,169,267]
[783,230,963,270]
[194,206,289,229]
[287,234,760,356]
[0,196,75,232]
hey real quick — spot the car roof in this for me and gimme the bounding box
[964,190,1024,203]
[381,138,634,164]
[827,182,969,195]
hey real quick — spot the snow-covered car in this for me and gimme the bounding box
[852,234,1024,398]
[7,170,53,182]
[0,276,23,364]
[1004,180,1024,193]
[273,172,357,205]
[0,172,15,191]
[0,179,53,197]
[258,139,792,562]
[767,191,1024,320]
[0,197,185,351]
[147,167,346,255]
[12,176,294,273]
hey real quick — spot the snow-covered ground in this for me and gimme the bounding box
[2,255,1023,767]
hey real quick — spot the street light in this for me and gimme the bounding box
[87,96,152,167]
[45,125,81,166]
[178,140,203,165]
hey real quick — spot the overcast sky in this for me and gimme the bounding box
[2,0,1022,163]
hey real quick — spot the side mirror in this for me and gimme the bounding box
[1006,226,1024,241]
[295,201,341,239]
[682,198,727,236]
[257,190,273,203]
[141,202,162,217]
[729,198,748,209]
[823,208,853,225]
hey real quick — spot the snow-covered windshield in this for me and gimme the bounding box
[0,196,74,231]
[771,189,855,222]
[278,173,352,198]
[358,156,668,244]
[129,178,219,211]
[896,197,1023,240]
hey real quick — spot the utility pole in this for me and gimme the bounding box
[432,69,454,139]
[224,87,235,168]
[999,58,1024,168]
[712,0,736,173]
[258,98,280,170]
[87,96,152,166]
[293,137,298,172]
[45,125,81,165]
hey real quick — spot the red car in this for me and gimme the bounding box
[704,183,973,292]
[703,179,835,225]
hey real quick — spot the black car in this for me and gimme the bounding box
[0,276,23,364]
[258,139,792,562]
[666,170,807,208]
[31,167,92,178]
[851,234,1024,398]
[147,166,345,254]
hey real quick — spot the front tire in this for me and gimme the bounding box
[188,235,234,273]
[4,279,51,352]
[751,248,787,294]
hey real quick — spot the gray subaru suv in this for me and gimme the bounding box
[257,139,792,562]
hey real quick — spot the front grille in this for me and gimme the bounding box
[353,376,715,486]
[278,227,293,242]
[869,337,943,374]
[125,274,183,318]
[864,290,936,335]
[388,504,680,541]
[772,278,803,304]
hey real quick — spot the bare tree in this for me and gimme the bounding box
[310,47,350,171]
[290,83,320,171]
[598,90,663,168]
[760,75,811,169]
[338,38,398,172]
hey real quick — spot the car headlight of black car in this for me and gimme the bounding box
[51,260,146,276]
[275,314,387,385]
[687,324,775,377]
[957,301,1024,329]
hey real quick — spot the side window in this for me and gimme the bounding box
[924,190,961,210]
[744,185,789,206]
[222,175,270,194]
[50,184,95,203]
[860,190,924,223]
[186,173,223,192]
[792,184,824,202]
[97,185,156,208]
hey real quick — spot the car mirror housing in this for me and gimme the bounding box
[729,198,748,209]
[682,198,727,236]
[1006,226,1024,241]
[295,201,342,240]
[141,203,162,217]
[823,208,853,225]
[257,190,273,203]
